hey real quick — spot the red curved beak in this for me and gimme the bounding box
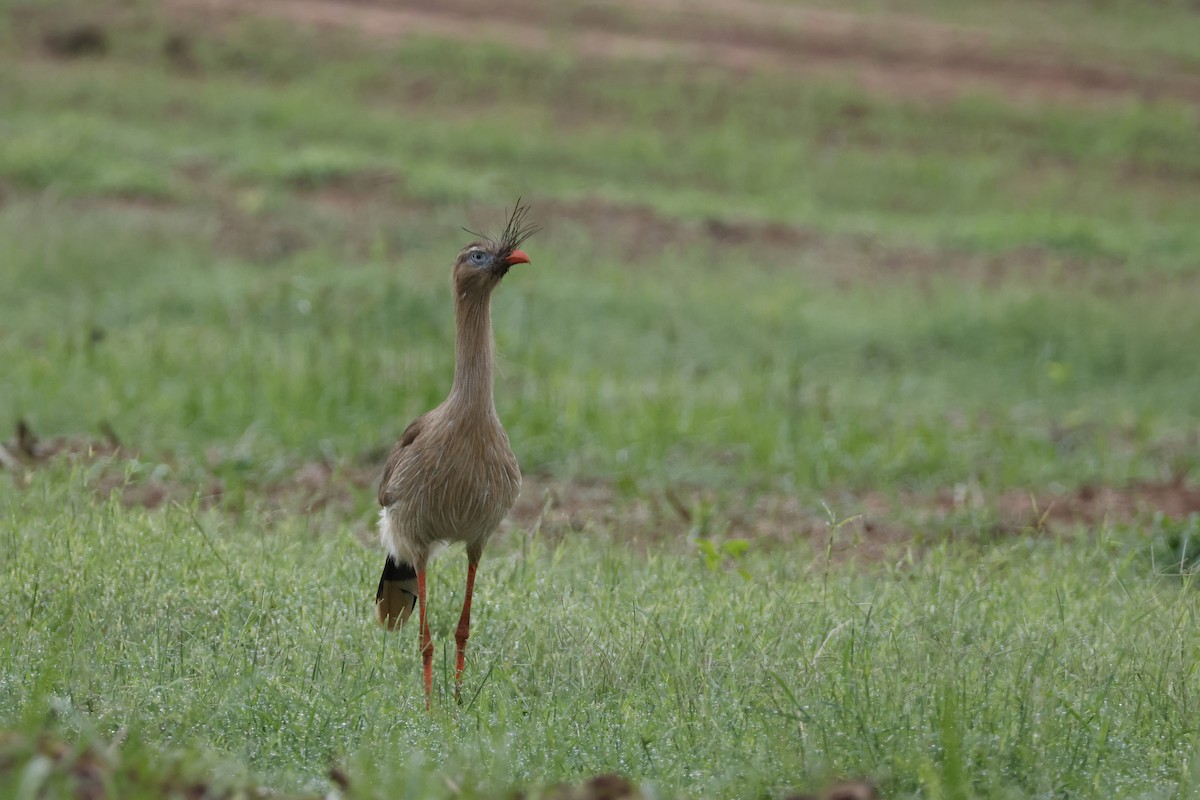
[505,249,531,267]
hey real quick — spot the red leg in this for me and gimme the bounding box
[453,561,478,703]
[417,569,432,710]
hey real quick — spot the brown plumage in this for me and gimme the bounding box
[375,203,537,707]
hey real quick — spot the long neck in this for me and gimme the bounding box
[447,287,497,414]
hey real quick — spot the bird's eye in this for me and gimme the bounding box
[469,250,489,265]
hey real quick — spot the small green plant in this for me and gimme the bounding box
[1149,512,1200,577]
[693,536,752,577]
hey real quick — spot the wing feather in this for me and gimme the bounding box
[377,416,425,507]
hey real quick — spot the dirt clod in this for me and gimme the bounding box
[580,774,641,800]
[785,779,881,800]
[42,23,108,58]
[529,774,643,800]
[164,32,198,71]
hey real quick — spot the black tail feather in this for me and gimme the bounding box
[375,556,418,630]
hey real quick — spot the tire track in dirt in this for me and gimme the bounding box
[166,0,1200,105]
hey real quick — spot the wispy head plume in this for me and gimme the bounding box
[464,198,540,256]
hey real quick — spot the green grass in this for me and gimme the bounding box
[4,197,1197,493]
[5,468,1200,799]
[4,32,1200,267]
[2,0,1200,797]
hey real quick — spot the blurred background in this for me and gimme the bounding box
[3,0,1200,539]
[5,3,1200,798]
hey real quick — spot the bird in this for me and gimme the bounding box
[374,202,538,708]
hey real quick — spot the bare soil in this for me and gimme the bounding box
[45,168,1159,293]
[6,423,1199,561]
[310,185,1194,295]
[0,731,869,800]
[0,730,318,800]
[165,0,1200,106]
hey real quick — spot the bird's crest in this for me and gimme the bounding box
[463,198,539,256]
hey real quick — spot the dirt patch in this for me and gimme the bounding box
[292,181,1161,291]
[212,203,312,263]
[0,730,320,800]
[1,420,228,512]
[513,473,1200,559]
[29,172,1174,292]
[165,0,1200,106]
[530,773,643,800]
[786,778,881,800]
[510,475,916,561]
[519,773,880,800]
[41,23,108,59]
[0,729,874,799]
[992,480,1200,531]
[8,422,1198,559]
[13,165,945,284]
[543,196,1122,289]
[2,419,126,465]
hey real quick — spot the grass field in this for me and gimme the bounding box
[3,0,1200,797]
